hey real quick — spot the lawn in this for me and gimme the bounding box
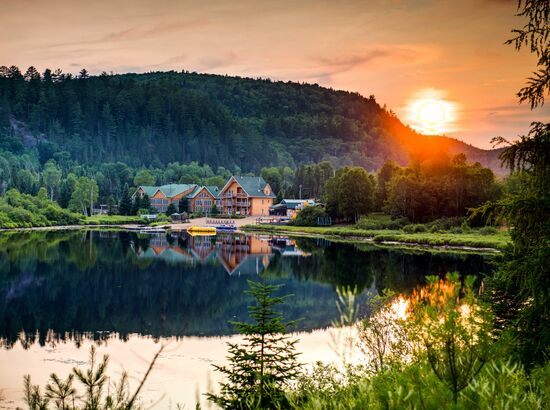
[84,215,145,225]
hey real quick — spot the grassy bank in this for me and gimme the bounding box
[242,224,511,250]
[84,215,144,225]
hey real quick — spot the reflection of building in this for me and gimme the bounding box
[133,233,275,275]
[269,237,311,256]
[137,234,195,264]
[186,235,217,261]
[216,234,273,275]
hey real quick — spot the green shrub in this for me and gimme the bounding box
[426,217,466,232]
[356,214,408,230]
[402,224,427,233]
[478,226,498,235]
[292,206,328,226]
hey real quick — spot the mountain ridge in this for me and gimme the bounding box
[0,67,506,175]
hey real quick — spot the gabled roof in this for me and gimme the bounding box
[136,184,196,199]
[137,186,158,197]
[158,184,196,198]
[186,185,221,199]
[186,185,202,199]
[221,176,276,198]
[205,186,220,198]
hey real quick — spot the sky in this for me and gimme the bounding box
[1,0,548,149]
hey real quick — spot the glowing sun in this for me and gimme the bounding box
[407,91,458,135]
[416,100,446,126]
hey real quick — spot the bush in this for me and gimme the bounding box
[479,226,498,235]
[426,217,466,232]
[291,206,328,226]
[153,214,171,223]
[402,224,427,233]
[356,214,408,230]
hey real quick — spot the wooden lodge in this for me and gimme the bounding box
[133,175,275,216]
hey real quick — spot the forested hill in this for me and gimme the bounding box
[0,66,504,174]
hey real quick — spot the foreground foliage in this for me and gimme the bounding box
[288,275,550,409]
[22,345,161,410]
[483,122,550,365]
[208,281,302,409]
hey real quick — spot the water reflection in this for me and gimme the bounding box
[0,230,497,349]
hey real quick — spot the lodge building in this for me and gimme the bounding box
[133,176,275,216]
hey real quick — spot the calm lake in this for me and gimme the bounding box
[0,230,496,408]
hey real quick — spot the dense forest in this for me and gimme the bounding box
[0,66,503,175]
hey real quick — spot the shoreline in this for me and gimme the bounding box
[241,225,509,253]
[0,221,508,254]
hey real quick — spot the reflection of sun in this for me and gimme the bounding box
[406,90,458,135]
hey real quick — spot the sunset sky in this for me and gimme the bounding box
[1,0,548,149]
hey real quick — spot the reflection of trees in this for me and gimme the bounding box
[0,231,495,349]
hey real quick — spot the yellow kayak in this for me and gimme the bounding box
[187,226,217,235]
[187,231,216,237]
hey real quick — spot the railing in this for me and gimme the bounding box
[219,193,248,199]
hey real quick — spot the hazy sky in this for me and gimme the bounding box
[1,0,548,148]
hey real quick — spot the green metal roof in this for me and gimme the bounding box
[281,199,316,209]
[158,184,195,197]
[137,186,158,197]
[185,185,202,199]
[136,184,196,198]
[205,186,220,198]
[231,176,276,198]
[186,185,221,199]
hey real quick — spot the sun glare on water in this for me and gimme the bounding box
[407,90,458,135]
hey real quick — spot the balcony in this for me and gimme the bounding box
[220,192,248,199]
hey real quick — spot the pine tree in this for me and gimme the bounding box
[118,185,132,216]
[141,194,152,213]
[131,195,141,215]
[178,198,188,213]
[165,203,177,216]
[210,203,219,215]
[208,281,302,409]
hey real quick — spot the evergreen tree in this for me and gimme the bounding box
[118,185,132,216]
[58,173,77,209]
[165,203,177,216]
[106,195,116,215]
[178,198,188,213]
[210,203,219,215]
[131,195,141,216]
[208,281,302,409]
[485,122,550,365]
[141,194,152,213]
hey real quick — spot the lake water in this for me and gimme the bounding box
[0,230,495,408]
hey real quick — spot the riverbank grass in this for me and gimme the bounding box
[84,215,144,225]
[242,224,511,250]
